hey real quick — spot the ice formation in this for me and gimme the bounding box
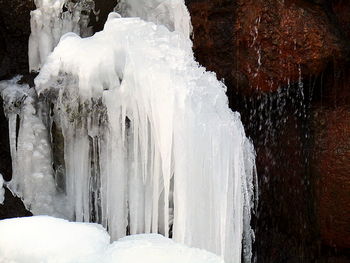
[0,216,224,263]
[0,173,4,204]
[115,0,192,37]
[35,14,256,262]
[1,1,257,263]
[29,0,96,72]
[0,77,68,216]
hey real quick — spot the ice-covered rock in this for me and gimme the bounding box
[115,0,192,37]
[29,0,95,72]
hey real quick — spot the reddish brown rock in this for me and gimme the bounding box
[187,0,348,93]
[312,108,350,249]
[186,0,236,89]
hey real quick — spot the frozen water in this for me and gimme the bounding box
[3,1,256,263]
[0,77,69,217]
[115,0,192,37]
[29,0,95,72]
[34,13,256,263]
[0,216,224,263]
[0,173,4,204]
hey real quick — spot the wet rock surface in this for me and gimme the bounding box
[312,108,350,249]
[187,0,349,94]
[187,0,350,261]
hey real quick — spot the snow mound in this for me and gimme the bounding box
[0,216,224,263]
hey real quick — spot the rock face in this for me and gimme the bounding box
[0,0,34,78]
[188,0,349,93]
[332,0,350,39]
[186,0,350,261]
[312,108,350,249]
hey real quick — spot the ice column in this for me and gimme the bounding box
[0,173,4,204]
[29,0,95,72]
[34,14,257,263]
[115,0,192,37]
[0,77,68,217]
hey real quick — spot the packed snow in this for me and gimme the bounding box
[0,216,223,263]
[1,0,257,263]
[0,173,4,204]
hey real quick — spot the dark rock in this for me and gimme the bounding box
[187,0,349,94]
[0,0,35,78]
[0,187,32,219]
[311,108,350,249]
[0,97,12,181]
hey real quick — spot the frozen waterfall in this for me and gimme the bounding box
[29,0,96,72]
[0,1,257,263]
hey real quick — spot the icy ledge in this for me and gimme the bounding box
[0,216,223,263]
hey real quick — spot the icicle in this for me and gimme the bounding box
[0,77,68,217]
[32,13,257,263]
[0,173,4,204]
[6,1,257,262]
[29,0,95,72]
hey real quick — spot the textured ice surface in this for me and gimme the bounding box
[0,216,223,263]
[115,0,192,37]
[29,0,95,71]
[34,14,257,263]
[0,77,68,217]
[0,174,4,204]
[4,1,256,262]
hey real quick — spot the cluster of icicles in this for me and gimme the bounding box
[0,1,257,263]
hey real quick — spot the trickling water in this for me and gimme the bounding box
[1,1,257,263]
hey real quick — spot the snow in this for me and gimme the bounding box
[0,216,224,263]
[0,174,4,204]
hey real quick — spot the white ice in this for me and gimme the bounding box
[29,0,95,72]
[0,77,69,217]
[4,1,257,263]
[0,173,4,204]
[115,0,192,37]
[0,216,224,263]
[34,13,257,263]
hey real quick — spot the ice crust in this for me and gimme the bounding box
[115,0,192,37]
[29,0,95,72]
[1,1,257,263]
[0,216,222,263]
[0,174,4,204]
[0,77,69,217]
[35,14,256,263]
